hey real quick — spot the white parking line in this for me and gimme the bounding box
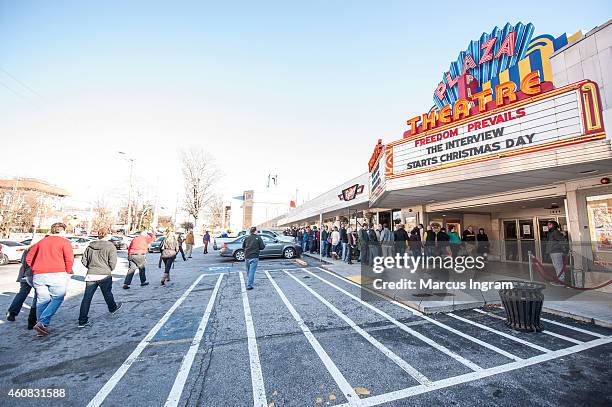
[264,271,361,406]
[239,272,267,407]
[310,267,524,363]
[284,270,432,386]
[165,274,224,407]
[334,336,612,407]
[472,309,585,345]
[541,317,606,338]
[448,313,551,353]
[87,274,207,407]
[302,268,483,371]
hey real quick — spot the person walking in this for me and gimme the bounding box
[160,229,179,285]
[6,247,38,329]
[358,223,369,264]
[185,230,195,258]
[546,221,569,285]
[380,223,394,258]
[242,227,265,290]
[78,227,122,328]
[394,224,409,256]
[123,230,155,289]
[177,233,187,261]
[26,222,74,337]
[203,231,210,254]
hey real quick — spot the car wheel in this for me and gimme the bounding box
[283,247,296,259]
[234,250,245,261]
[0,254,8,266]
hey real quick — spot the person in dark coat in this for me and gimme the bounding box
[358,224,369,264]
[367,224,381,265]
[409,227,422,257]
[5,247,37,329]
[476,228,489,258]
[425,223,449,256]
[394,224,409,256]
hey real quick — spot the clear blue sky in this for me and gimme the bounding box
[0,1,610,210]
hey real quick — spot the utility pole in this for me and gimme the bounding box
[118,151,134,234]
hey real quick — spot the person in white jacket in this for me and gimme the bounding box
[330,227,341,260]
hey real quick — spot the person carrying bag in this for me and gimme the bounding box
[159,229,179,285]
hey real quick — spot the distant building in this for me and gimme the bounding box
[0,177,70,235]
[227,189,293,232]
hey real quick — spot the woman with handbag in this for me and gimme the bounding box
[160,229,179,285]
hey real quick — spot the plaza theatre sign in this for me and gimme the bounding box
[368,23,606,186]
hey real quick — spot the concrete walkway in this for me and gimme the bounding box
[301,252,612,328]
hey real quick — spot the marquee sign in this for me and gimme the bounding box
[386,79,605,178]
[432,22,575,110]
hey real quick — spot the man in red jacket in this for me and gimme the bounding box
[26,222,74,336]
[123,229,155,289]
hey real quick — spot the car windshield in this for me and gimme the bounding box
[0,240,25,247]
[155,236,165,242]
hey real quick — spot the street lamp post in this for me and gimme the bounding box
[118,151,134,234]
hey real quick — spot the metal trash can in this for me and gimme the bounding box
[498,280,545,332]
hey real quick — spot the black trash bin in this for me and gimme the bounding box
[498,280,545,332]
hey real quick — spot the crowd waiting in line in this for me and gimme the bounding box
[282,222,491,265]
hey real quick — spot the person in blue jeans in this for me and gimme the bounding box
[242,227,266,290]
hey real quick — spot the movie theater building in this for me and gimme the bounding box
[368,20,612,288]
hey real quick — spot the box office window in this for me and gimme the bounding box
[586,194,612,268]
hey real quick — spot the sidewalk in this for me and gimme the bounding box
[301,252,612,328]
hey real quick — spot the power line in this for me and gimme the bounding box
[0,66,45,100]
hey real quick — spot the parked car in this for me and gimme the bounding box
[68,236,93,256]
[109,235,128,250]
[213,229,294,250]
[0,243,7,265]
[148,236,165,253]
[0,240,28,263]
[219,235,301,261]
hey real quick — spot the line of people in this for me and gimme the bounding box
[5,223,184,337]
[285,222,490,265]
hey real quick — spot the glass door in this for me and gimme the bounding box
[519,219,536,262]
[503,220,519,261]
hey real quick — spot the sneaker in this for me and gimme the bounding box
[33,322,49,336]
[110,302,123,315]
[140,282,149,287]
[6,312,16,322]
[246,287,254,290]
[78,321,92,328]
[122,284,130,289]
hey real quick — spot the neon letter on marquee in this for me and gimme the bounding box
[478,37,497,64]
[438,105,452,124]
[494,31,516,58]
[453,99,471,120]
[520,71,541,95]
[462,54,477,74]
[406,116,421,135]
[471,88,493,112]
[421,110,437,131]
[495,81,517,107]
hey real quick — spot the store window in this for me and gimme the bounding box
[586,194,612,267]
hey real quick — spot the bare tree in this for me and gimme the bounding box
[92,198,114,232]
[181,149,220,228]
[205,194,225,231]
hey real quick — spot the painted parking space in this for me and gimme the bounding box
[24,261,606,407]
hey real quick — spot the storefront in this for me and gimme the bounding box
[367,20,612,289]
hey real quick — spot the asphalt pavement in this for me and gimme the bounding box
[0,248,610,407]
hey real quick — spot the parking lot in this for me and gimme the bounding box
[0,251,610,406]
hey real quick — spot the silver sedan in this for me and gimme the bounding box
[219,235,302,261]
